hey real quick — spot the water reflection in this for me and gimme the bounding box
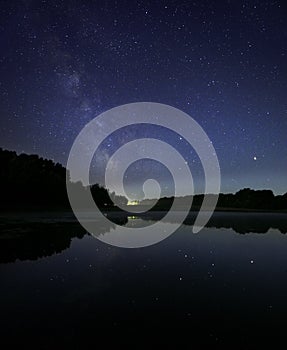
[0,221,85,263]
[139,211,287,234]
[1,211,287,349]
[0,211,286,263]
[0,213,127,263]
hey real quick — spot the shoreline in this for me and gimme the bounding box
[1,206,287,214]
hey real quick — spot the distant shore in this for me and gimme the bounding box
[1,205,287,214]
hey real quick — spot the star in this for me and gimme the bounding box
[0,0,285,195]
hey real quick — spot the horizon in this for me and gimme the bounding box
[1,146,285,197]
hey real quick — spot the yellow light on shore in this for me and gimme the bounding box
[127,200,139,206]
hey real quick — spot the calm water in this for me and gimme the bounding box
[1,211,287,348]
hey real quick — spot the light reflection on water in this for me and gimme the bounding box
[1,212,287,346]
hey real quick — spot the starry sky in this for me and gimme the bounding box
[0,0,286,196]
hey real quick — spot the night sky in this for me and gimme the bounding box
[0,0,286,196]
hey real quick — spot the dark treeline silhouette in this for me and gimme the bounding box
[0,148,127,210]
[0,148,286,211]
[141,188,287,211]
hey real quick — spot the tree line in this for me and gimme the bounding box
[0,147,286,211]
[141,188,287,211]
[0,148,127,210]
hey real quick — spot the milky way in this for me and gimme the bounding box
[0,1,286,194]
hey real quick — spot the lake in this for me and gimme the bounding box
[1,211,287,348]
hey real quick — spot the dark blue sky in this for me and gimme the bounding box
[0,0,286,195]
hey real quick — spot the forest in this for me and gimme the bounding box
[0,148,286,211]
[0,148,127,210]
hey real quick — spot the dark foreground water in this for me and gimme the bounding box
[1,211,287,348]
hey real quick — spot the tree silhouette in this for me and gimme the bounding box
[0,148,124,210]
[0,148,286,211]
